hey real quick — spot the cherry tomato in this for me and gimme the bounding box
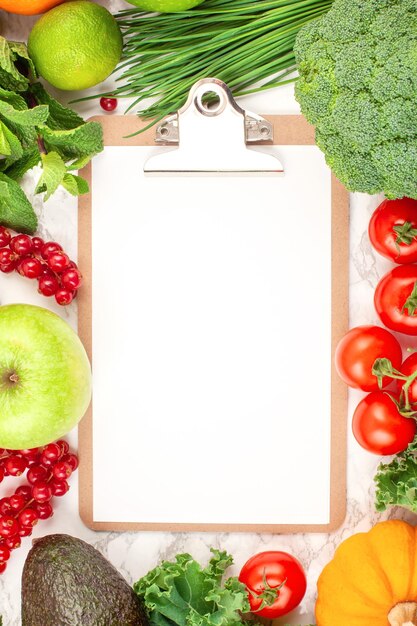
[375,265,417,335]
[334,325,402,391]
[352,391,416,455]
[239,551,307,619]
[396,352,417,404]
[369,198,417,264]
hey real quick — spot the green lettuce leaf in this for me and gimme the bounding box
[134,550,252,626]
[375,438,417,512]
[0,172,37,233]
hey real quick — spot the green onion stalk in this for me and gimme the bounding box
[88,0,333,129]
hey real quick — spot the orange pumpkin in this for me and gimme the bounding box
[316,520,417,626]
[0,0,64,15]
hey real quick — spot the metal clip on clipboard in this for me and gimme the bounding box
[144,78,283,176]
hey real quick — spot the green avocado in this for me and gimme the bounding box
[21,534,149,626]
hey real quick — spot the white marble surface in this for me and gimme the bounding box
[1,3,416,624]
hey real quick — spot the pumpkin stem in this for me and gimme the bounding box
[388,602,417,626]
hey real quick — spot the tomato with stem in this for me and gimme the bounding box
[369,198,417,264]
[239,551,306,618]
[397,352,417,404]
[375,265,417,335]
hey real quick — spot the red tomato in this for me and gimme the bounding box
[369,198,417,264]
[334,325,402,391]
[239,551,307,618]
[396,352,417,404]
[375,265,417,335]
[352,391,416,455]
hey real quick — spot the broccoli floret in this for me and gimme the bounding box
[294,0,417,199]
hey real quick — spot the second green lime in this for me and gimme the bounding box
[28,0,122,91]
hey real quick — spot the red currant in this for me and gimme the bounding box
[18,526,32,537]
[10,234,33,256]
[100,97,118,112]
[0,499,11,516]
[0,466,4,483]
[41,241,63,259]
[0,516,19,537]
[0,260,17,273]
[61,268,82,290]
[0,227,11,248]
[0,248,14,265]
[4,535,20,550]
[15,486,32,501]
[31,236,44,252]
[42,443,62,463]
[38,274,59,296]
[55,289,75,306]
[51,479,69,497]
[36,502,53,520]
[27,464,48,485]
[5,455,27,477]
[0,544,11,562]
[53,461,72,480]
[9,495,25,512]
[18,508,38,528]
[62,453,79,471]
[32,481,52,504]
[0,561,7,574]
[19,448,41,460]
[47,252,70,273]
[57,440,69,455]
[19,256,42,279]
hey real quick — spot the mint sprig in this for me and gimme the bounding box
[0,36,103,234]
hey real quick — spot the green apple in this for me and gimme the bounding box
[0,304,91,449]
[126,0,204,12]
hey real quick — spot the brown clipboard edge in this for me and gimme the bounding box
[78,114,349,534]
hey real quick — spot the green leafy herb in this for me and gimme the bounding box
[134,549,253,626]
[80,0,333,131]
[375,438,417,513]
[0,36,103,233]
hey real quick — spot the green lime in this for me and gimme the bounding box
[28,1,122,91]
[126,0,204,11]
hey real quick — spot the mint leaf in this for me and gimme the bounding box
[0,37,29,92]
[0,121,23,165]
[30,83,84,130]
[8,40,36,82]
[35,151,66,201]
[61,173,89,196]
[0,87,27,110]
[39,122,103,160]
[3,146,40,180]
[134,550,251,626]
[375,438,417,512]
[0,172,37,233]
[0,101,49,127]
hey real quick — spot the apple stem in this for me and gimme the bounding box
[9,374,19,384]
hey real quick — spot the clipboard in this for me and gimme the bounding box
[78,79,349,533]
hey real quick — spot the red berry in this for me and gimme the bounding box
[62,453,79,471]
[10,234,33,256]
[61,268,82,290]
[42,443,62,463]
[0,561,7,574]
[36,502,53,520]
[18,508,38,528]
[27,464,48,485]
[0,248,14,265]
[47,252,70,273]
[5,455,27,477]
[9,494,26,512]
[4,535,20,550]
[0,499,11,516]
[0,466,4,483]
[32,481,52,503]
[0,260,16,273]
[57,440,69,455]
[19,256,42,279]
[55,289,75,306]
[15,486,32,501]
[0,544,11,562]
[51,479,69,497]
[53,461,72,480]
[0,227,11,248]
[31,236,44,252]
[41,241,62,259]
[38,274,59,297]
[19,448,41,460]
[100,97,118,112]
[18,526,32,537]
[0,516,19,537]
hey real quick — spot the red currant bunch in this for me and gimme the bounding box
[0,227,82,306]
[0,441,78,573]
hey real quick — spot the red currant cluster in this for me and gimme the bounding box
[0,227,82,306]
[0,441,78,572]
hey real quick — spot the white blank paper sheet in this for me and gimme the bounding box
[90,144,332,526]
